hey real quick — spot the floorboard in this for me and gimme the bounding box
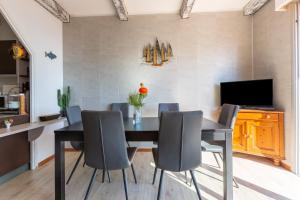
[0,152,299,200]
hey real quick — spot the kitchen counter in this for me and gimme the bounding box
[0,118,66,184]
[0,118,65,138]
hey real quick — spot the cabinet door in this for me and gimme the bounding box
[233,120,248,152]
[248,120,280,156]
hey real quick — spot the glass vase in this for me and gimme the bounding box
[133,107,142,124]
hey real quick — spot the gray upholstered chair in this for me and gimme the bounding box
[111,103,129,118]
[158,103,179,117]
[111,102,131,149]
[201,104,239,187]
[152,111,203,200]
[65,105,84,185]
[81,111,137,200]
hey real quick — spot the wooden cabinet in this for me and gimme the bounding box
[233,110,285,165]
[233,120,247,152]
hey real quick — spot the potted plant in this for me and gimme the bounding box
[57,86,70,117]
[128,83,148,124]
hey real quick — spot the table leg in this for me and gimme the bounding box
[223,130,233,200]
[55,135,65,200]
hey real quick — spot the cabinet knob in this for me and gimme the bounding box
[266,115,271,119]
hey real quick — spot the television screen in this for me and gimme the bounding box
[220,79,273,108]
[0,40,16,74]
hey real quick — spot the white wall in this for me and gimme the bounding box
[253,0,295,170]
[0,0,63,166]
[0,0,63,120]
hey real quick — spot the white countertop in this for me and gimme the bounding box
[0,118,66,138]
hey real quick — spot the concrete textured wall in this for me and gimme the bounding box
[253,0,294,169]
[63,12,252,120]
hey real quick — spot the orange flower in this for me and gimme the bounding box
[139,83,148,95]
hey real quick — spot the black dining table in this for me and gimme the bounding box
[54,117,233,200]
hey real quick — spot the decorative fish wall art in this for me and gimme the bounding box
[45,51,57,60]
[143,38,173,67]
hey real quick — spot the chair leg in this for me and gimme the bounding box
[184,171,188,184]
[84,168,97,200]
[107,170,111,183]
[218,152,223,160]
[152,167,158,185]
[157,170,164,200]
[102,169,105,183]
[212,152,221,168]
[66,151,84,184]
[233,177,239,188]
[131,164,137,184]
[122,169,128,200]
[190,170,202,200]
[126,141,130,147]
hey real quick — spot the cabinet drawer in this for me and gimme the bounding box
[237,113,278,121]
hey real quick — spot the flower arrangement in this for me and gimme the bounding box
[128,83,148,109]
[4,118,13,129]
[128,83,148,124]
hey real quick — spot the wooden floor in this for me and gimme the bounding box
[0,151,299,200]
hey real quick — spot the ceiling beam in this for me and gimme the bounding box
[180,0,196,19]
[35,0,70,23]
[244,0,269,15]
[112,0,128,21]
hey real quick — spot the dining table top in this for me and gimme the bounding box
[55,117,231,133]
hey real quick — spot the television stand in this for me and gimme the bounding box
[233,109,285,166]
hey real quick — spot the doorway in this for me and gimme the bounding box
[0,12,31,124]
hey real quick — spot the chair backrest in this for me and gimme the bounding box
[218,104,240,129]
[81,111,130,170]
[66,106,82,125]
[158,103,179,117]
[66,106,83,150]
[157,111,203,172]
[111,103,129,118]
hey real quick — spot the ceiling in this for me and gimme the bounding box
[56,0,250,17]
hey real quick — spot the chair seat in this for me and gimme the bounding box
[127,147,138,163]
[201,141,222,153]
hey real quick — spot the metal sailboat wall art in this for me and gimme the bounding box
[143,38,173,67]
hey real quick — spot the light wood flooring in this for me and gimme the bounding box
[0,151,299,200]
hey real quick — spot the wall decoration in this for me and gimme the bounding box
[143,38,173,67]
[11,43,27,60]
[45,51,57,60]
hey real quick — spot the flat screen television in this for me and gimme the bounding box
[0,40,16,75]
[220,79,273,109]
